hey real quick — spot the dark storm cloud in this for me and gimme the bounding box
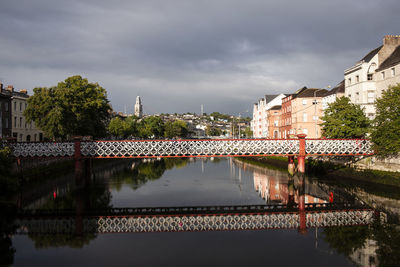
[0,0,399,114]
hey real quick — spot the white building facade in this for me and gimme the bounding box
[344,35,400,119]
[252,94,286,138]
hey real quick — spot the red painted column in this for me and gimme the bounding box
[74,136,83,183]
[297,134,307,174]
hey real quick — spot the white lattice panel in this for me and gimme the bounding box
[10,142,74,157]
[16,210,375,234]
[306,210,374,227]
[81,139,300,158]
[306,139,373,155]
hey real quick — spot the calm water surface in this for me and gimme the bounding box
[2,158,400,266]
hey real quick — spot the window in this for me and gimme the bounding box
[19,102,22,111]
[348,94,351,98]
[356,75,359,82]
[14,117,16,127]
[14,102,16,111]
[19,117,22,128]
[381,71,385,79]
[367,92,375,98]
[5,102,8,111]
[313,115,318,121]
[302,99,307,105]
[303,113,307,122]
[303,128,308,135]
[367,74,373,80]
[392,68,396,77]
[5,118,8,128]
[348,78,351,85]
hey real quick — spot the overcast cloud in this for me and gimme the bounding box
[0,0,399,116]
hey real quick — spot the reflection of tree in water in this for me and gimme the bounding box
[373,222,400,266]
[0,204,17,266]
[323,221,400,266]
[111,158,189,191]
[323,225,371,256]
[26,181,112,249]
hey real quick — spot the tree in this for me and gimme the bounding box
[243,127,253,138]
[371,84,400,158]
[321,96,370,138]
[108,116,139,138]
[205,125,222,136]
[138,116,165,138]
[24,75,111,140]
[164,120,188,138]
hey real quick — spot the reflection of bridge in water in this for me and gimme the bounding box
[16,203,375,234]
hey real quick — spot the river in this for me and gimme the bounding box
[1,157,400,266]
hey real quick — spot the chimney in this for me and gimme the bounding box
[378,35,400,65]
[7,85,14,92]
[20,89,28,94]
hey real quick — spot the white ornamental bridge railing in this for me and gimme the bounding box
[9,138,374,158]
[16,207,375,234]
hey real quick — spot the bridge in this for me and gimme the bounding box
[7,135,373,176]
[15,203,375,234]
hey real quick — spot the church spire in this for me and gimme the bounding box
[134,96,143,118]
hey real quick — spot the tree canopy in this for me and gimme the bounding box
[371,84,400,158]
[138,116,165,138]
[24,75,111,140]
[108,116,138,138]
[321,96,370,138]
[164,120,188,138]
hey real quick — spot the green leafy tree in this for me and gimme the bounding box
[164,120,188,138]
[321,96,370,138]
[371,84,400,158]
[205,125,222,136]
[108,116,138,138]
[138,116,165,138]
[243,127,253,137]
[24,75,111,140]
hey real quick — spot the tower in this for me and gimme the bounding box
[134,96,143,118]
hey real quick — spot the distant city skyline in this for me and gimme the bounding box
[0,0,399,115]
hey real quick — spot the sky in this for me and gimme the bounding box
[0,0,399,116]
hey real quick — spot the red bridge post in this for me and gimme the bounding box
[74,136,83,184]
[297,134,307,174]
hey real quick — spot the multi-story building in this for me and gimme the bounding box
[252,94,286,138]
[345,35,400,119]
[267,105,281,138]
[322,80,345,111]
[375,45,400,98]
[291,88,327,138]
[2,85,43,142]
[0,82,12,139]
[280,94,294,139]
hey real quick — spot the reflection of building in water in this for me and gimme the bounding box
[252,167,327,204]
[349,239,378,267]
